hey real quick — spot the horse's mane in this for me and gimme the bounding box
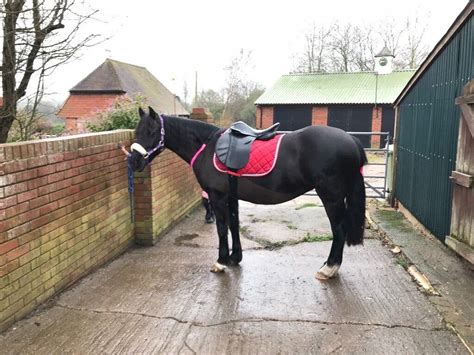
[163,115,220,144]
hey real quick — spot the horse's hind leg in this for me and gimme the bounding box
[209,191,230,272]
[316,187,347,280]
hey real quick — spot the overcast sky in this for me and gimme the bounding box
[45,0,469,104]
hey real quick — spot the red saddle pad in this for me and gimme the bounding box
[213,134,285,177]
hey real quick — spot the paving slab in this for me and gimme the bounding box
[0,197,467,354]
[240,196,331,244]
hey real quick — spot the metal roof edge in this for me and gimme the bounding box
[282,69,415,77]
[255,101,394,105]
[394,1,474,106]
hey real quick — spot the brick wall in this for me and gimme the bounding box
[256,105,329,128]
[58,94,120,134]
[0,130,201,331]
[312,106,328,126]
[256,106,274,128]
[371,107,383,147]
[134,150,201,245]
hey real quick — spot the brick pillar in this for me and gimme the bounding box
[190,107,214,124]
[133,166,154,245]
[261,106,274,128]
[133,151,202,246]
[371,106,382,147]
[312,106,328,126]
[256,107,262,128]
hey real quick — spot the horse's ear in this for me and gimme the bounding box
[148,106,157,119]
[138,107,145,118]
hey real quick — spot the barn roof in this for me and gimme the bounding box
[68,59,188,116]
[255,70,415,105]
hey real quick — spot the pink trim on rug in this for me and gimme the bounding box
[190,144,207,168]
[360,165,364,176]
[213,134,285,177]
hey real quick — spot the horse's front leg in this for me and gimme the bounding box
[228,194,242,266]
[209,191,230,272]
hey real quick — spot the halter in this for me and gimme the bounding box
[131,114,165,161]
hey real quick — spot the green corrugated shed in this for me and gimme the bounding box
[394,3,473,241]
[255,70,415,105]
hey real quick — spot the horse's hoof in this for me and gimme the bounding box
[205,215,215,224]
[315,264,340,280]
[229,253,242,266]
[210,262,226,273]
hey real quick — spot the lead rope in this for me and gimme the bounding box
[118,143,135,223]
[127,156,135,224]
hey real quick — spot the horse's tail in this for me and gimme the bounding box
[345,136,367,246]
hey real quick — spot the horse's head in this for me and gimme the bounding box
[129,106,165,172]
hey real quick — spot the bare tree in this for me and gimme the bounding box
[292,14,430,74]
[293,23,333,73]
[221,48,252,121]
[182,80,189,108]
[353,25,377,71]
[377,17,405,61]
[193,89,225,122]
[0,0,102,143]
[399,16,430,69]
[14,55,47,141]
[329,23,359,72]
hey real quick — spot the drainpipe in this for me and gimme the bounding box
[390,104,400,207]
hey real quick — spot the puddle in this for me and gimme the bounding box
[174,233,200,248]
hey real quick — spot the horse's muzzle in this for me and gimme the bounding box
[128,150,148,172]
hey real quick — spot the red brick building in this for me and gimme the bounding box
[58,59,188,133]
[255,51,414,147]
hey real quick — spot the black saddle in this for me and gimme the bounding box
[216,121,280,171]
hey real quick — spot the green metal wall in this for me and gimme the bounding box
[395,14,473,241]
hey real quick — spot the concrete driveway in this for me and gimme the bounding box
[1,196,467,354]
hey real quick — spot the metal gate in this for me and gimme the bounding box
[279,130,391,199]
[349,132,390,199]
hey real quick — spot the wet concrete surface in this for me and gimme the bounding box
[1,197,468,354]
[371,205,474,352]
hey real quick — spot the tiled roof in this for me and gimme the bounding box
[58,94,119,118]
[66,59,188,116]
[255,70,415,105]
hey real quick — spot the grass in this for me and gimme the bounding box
[240,225,249,233]
[394,253,410,269]
[302,233,332,242]
[366,152,386,164]
[295,203,319,210]
[376,209,413,233]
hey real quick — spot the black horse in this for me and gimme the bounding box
[128,107,367,279]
